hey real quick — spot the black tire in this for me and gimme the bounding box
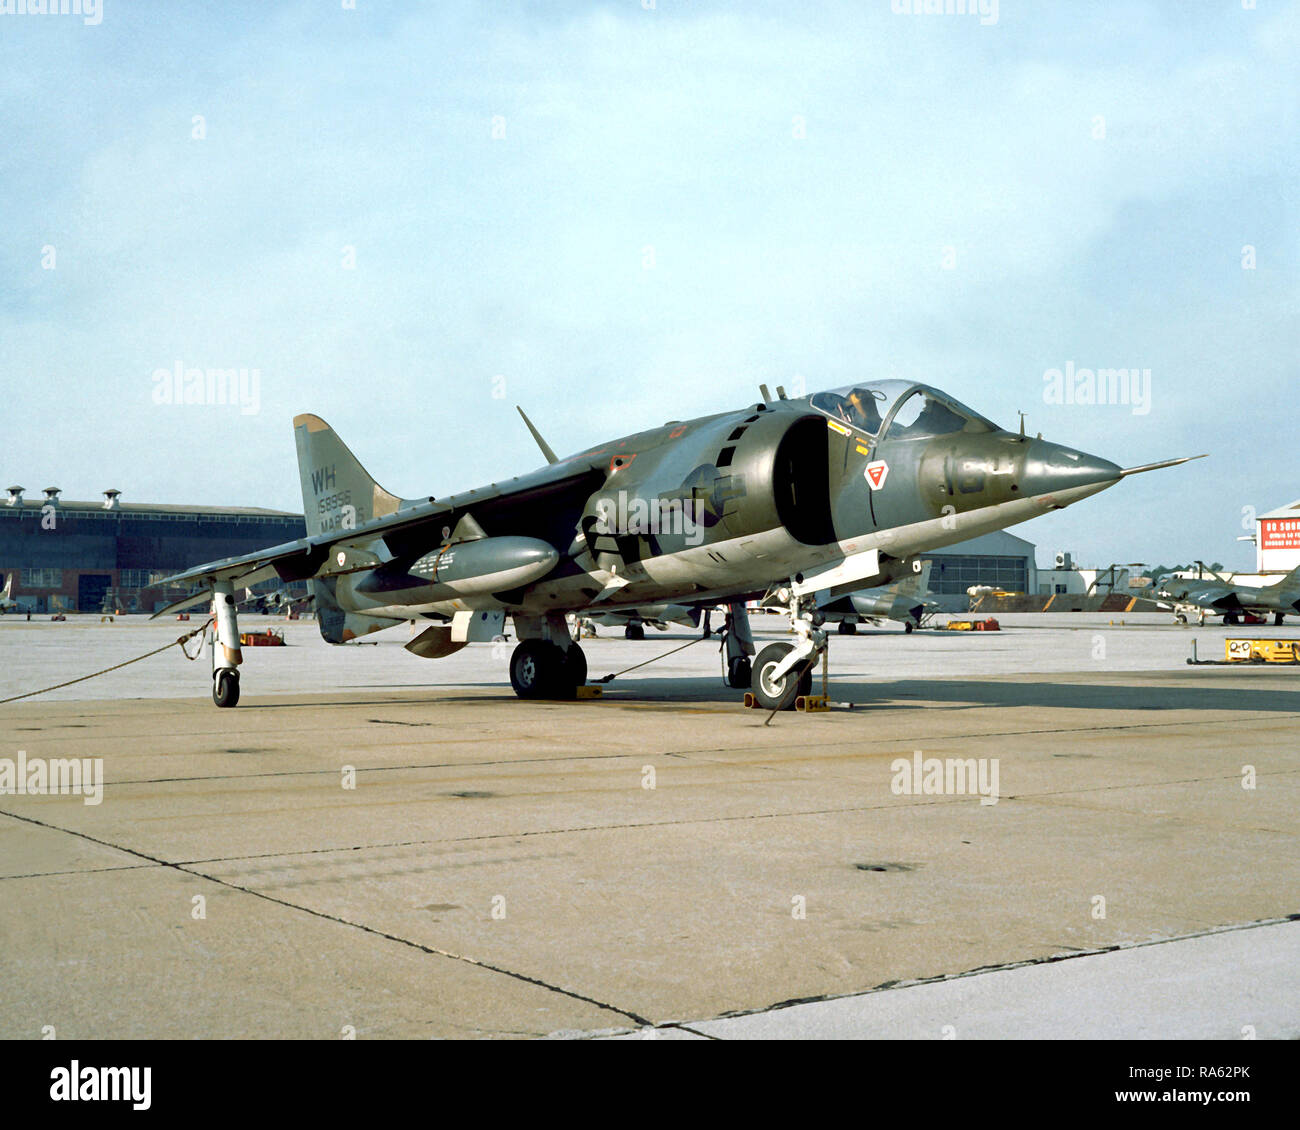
[213,669,240,708]
[1174,613,1187,624]
[625,623,645,641]
[751,643,813,711]
[904,621,914,633]
[1224,612,1240,626]
[1275,613,1285,626]
[726,655,751,689]
[837,620,857,635]
[510,639,566,699]
[563,644,587,689]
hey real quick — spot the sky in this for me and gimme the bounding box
[2,0,1296,570]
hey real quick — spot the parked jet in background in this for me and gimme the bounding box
[581,603,702,639]
[157,379,1200,710]
[818,559,939,634]
[0,574,17,613]
[1155,564,1300,625]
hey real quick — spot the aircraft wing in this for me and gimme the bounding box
[150,461,606,618]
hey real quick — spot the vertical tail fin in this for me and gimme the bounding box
[293,414,408,538]
[887,560,933,596]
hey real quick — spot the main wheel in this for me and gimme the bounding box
[510,639,567,699]
[1224,612,1240,626]
[837,620,857,635]
[726,655,751,689]
[213,668,240,708]
[625,623,645,641]
[1275,613,1285,626]
[562,643,587,689]
[750,642,813,711]
[903,621,915,633]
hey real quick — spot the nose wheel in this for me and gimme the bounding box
[750,642,814,710]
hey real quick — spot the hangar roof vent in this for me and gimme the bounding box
[42,487,62,506]
[5,486,22,506]
[103,489,122,510]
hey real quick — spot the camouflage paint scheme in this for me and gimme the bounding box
[158,379,1193,699]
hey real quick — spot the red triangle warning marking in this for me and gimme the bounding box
[865,460,889,490]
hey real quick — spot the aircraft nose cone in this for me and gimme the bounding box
[1019,440,1122,503]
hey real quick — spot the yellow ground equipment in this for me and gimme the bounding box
[1224,638,1300,664]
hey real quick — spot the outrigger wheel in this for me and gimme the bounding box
[750,642,813,711]
[509,639,586,700]
[213,668,240,708]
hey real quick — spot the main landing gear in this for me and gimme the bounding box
[509,614,588,699]
[720,599,756,688]
[509,639,587,699]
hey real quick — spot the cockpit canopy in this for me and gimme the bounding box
[807,380,998,441]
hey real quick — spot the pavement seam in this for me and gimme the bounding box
[0,806,653,1030]
[644,915,1300,1035]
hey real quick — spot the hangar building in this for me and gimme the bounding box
[0,486,306,613]
[920,530,1037,611]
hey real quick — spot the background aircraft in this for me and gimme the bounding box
[1155,563,1300,625]
[580,603,702,640]
[0,574,17,613]
[158,381,1198,710]
[817,559,939,634]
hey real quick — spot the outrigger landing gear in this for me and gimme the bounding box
[509,613,587,700]
[721,599,755,688]
[751,586,825,711]
[211,579,243,708]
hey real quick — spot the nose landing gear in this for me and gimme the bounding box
[750,586,827,711]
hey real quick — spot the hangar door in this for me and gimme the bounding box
[77,573,112,612]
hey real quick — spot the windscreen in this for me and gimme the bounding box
[808,380,913,437]
[884,389,997,439]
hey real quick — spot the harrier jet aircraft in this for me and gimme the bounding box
[1155,565,1300,625]
[156,380,1200,709]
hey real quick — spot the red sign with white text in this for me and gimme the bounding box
[1260,518,1300,550]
